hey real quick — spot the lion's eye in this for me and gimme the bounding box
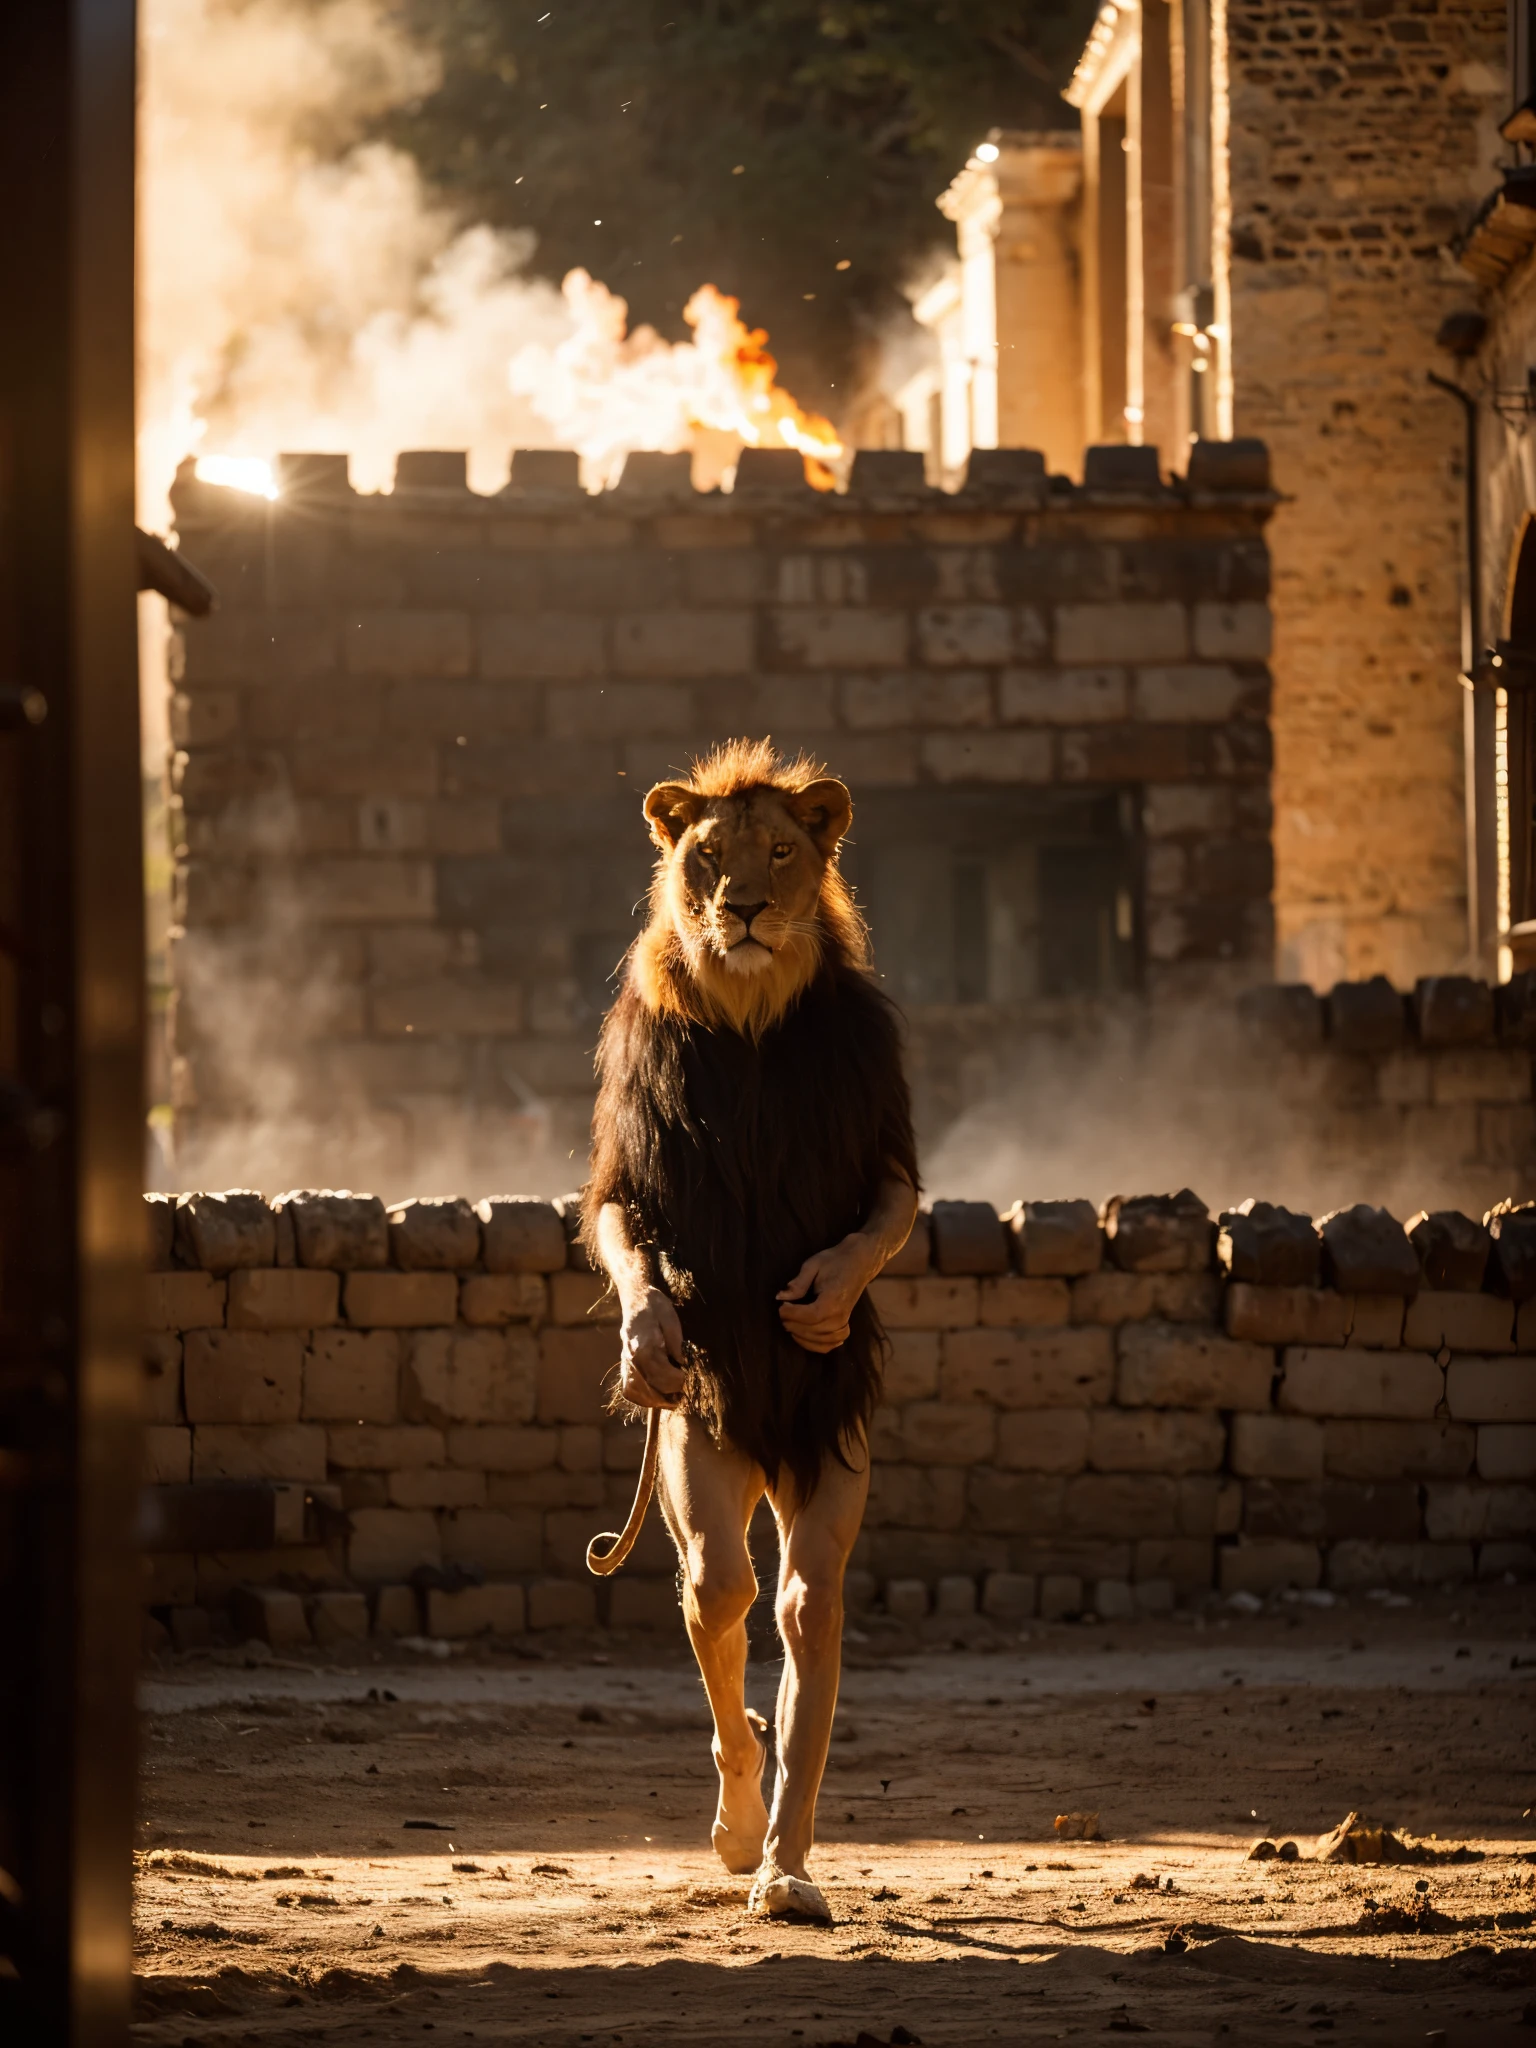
[771,843,793,862]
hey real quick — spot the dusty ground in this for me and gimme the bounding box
[134,1586,1536,2047]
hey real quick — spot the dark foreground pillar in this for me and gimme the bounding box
[0,2,144,2041]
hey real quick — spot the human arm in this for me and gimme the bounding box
[593,1200,686,1408]
[775,1173,920,1356]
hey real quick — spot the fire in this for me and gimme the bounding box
[186,273,845,503]
[508,270,843,491]
[681,285,842,488]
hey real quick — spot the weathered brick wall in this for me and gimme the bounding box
[165,448,1274,1187]
[1227,0,1506,985]
[1219,969,1536,1218]
[140,1186,1536,1649]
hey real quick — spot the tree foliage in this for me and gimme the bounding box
[380,0,1094,409]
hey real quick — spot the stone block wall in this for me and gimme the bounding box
[163,450,1274,1188]
[140,1186,1536,1646]
[1208,969,1536,1217]
[1227,0,1506,985]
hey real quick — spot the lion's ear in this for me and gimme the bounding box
[643,782,705,849]
[787,777,852,854]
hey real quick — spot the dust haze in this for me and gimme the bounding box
[917,1003,1505,1226]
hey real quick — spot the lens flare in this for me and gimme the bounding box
[194,454,279,499]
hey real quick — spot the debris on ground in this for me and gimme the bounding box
[1313,1811,1483,1865]
[1247,1837,1300,1861]
[142,1850,255,1881]
[1054,1810,1102,1840]
[814,2030,922,2047]
[1354,1897,1452,1934]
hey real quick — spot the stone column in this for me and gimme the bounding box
[1138,0,1185,458]
[939,134,1086,478]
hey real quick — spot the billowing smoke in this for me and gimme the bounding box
[137,0,571,529]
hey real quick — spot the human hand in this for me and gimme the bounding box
[776,1235,879,1355]
[618,1285,686,1407]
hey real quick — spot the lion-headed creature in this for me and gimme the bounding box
[582,738,918,1502]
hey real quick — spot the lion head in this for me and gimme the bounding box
[629,738,868,1037]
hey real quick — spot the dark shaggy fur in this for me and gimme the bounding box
[584,960,918,1501]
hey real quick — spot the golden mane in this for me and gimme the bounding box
[628,738,869,1038]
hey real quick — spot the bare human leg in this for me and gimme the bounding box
[749,1429,869,1921]
[654,1408,770,1875]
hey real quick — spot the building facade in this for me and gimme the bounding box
[1455,0,1536,976]
[906,0,1508,991]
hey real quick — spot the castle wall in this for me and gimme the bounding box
[165,450,1274,1189]
[139,1185,1536,1649]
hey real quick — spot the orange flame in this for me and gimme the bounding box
[682,285,842,490]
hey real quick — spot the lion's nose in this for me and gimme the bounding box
[726,900,767,926]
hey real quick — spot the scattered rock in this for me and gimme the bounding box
[1354,1897,1450,1934]
[1311,1811,1479,1865]
[815,2031,922,2048]
[145,1851,254,1881]
[1053,1811,1102,1841]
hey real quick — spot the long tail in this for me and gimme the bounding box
[586,1407,661,1576]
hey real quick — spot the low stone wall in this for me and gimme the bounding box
[140,1187,1536,1648]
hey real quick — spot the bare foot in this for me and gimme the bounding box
[747,1860,832,1924]
[710,1708,769,1875]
